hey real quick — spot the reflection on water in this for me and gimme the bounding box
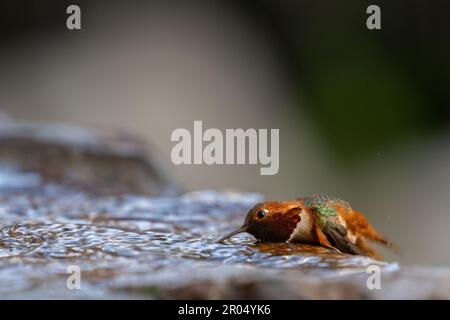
[0,184,394,298]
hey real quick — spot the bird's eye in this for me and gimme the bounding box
[257,210,266,219]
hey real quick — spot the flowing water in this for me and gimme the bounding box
[0,170,398,298]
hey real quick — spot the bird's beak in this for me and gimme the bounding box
[216,225,248,243]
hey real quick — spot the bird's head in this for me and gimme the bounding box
[216,201,303,243]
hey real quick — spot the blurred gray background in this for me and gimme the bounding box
[1,0,450,265]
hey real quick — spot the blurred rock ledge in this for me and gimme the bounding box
[0,113,180,195]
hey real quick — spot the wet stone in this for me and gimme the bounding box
[0,185,449,299]
[0,116,449,299]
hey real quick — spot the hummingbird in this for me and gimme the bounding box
[217,194,393,258]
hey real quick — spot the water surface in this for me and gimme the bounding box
[0,177,394,298]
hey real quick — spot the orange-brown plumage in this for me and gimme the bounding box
[217,194,393,259]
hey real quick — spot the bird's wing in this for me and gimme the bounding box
[304,197,365,256]
[322,223,365,256]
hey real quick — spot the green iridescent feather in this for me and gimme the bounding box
[301,194,350,230]
[299,194,364,255]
